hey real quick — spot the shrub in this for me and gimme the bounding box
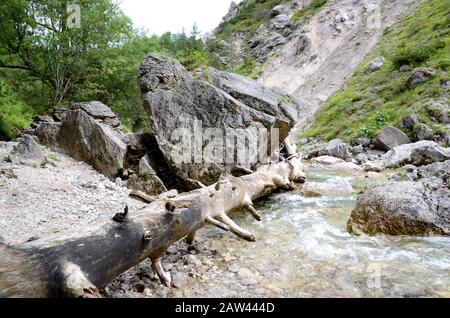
[391,39,445,68]
[234,56,260,79]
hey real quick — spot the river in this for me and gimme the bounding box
[167,164,450,298]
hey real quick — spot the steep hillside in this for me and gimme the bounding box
[212,0,423,141]
[304,0,449,143]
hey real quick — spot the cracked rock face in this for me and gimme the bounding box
[58,108,127,179]
[347,178,450,236]
[29,102,168,195]
[138,54,300,187]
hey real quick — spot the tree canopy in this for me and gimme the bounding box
[0,0,219,138]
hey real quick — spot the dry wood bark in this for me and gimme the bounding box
[0,157,305,298]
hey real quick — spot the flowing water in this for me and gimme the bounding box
[185,165,450,298]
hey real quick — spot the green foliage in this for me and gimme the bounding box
[0,78,33,140]
[234,56,260,79]
[391,39,446,68]
[292,0,328,22]
[0,0,134,104]
[278,96,295,105]
[304,0,450,142]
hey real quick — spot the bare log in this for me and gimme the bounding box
[0,157,306,298]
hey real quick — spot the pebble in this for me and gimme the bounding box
[164,263,174,271]
[167,246,178,254]
[172,272,189,288]
[186,255,202,267]
[228,264,240,273]
[238,268,256,281]
[143,288,152,296]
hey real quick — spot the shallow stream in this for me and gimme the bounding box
[181,165,450,298]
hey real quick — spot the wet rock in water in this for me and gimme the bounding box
[347,178,450,236]
[321,162,363,174]
[373,127,411,151]
[318,139,353,161]
[365,57,385,73]
[10,134,47,167]
[302,177,354,197]
[310,155,344,165]
[406,68,436,88]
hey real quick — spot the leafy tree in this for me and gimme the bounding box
[0,2,221,138]
[0,0,133,106]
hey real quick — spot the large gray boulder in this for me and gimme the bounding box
[373,126,411,151]
[347,177,450,236]
[138,54,299,186]
[10,134,47,167]
[29,102,171,196]
[57,104,127,179]
[318,139,352,160]
[382,140,450,168]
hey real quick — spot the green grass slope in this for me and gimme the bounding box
[304,0,449,143]
[0,78,33,140]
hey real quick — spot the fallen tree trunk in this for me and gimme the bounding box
[0,157,306,298]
